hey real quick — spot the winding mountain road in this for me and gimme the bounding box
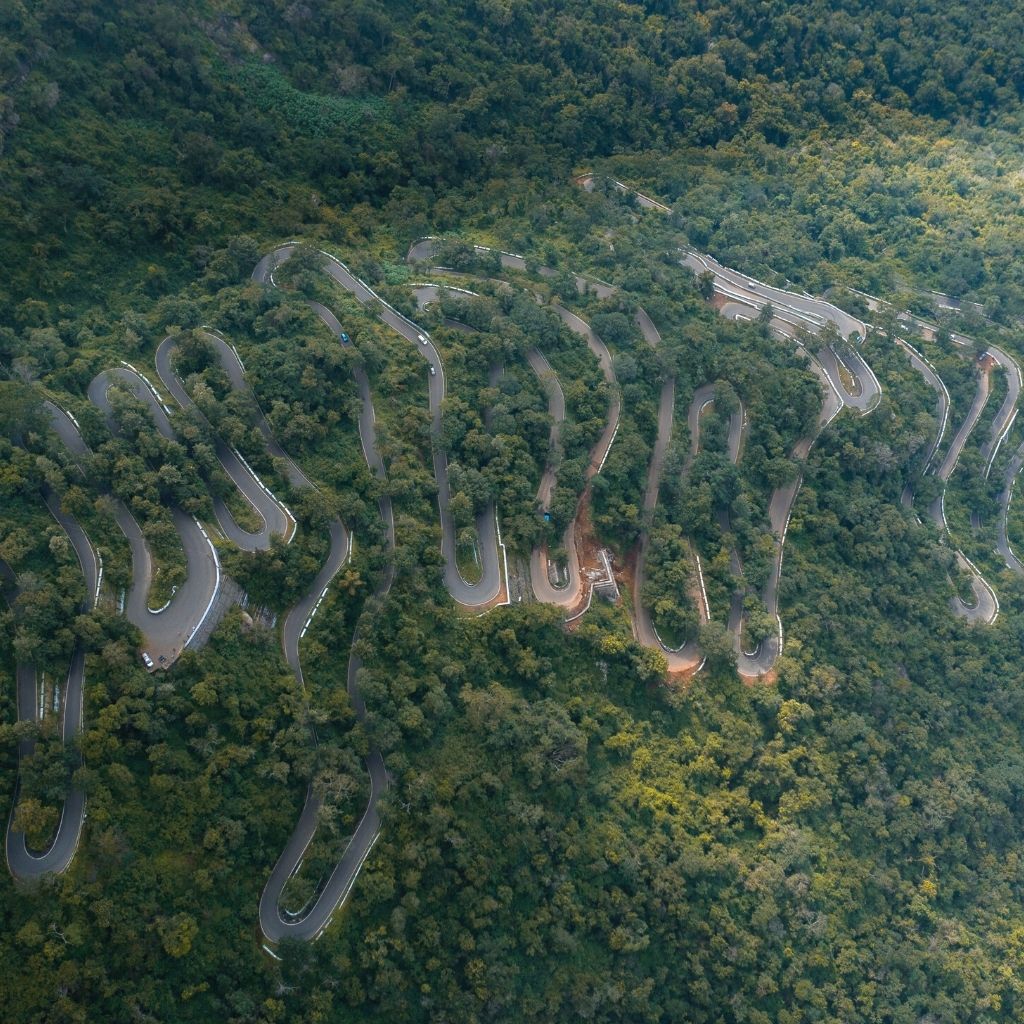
[892,323,1013,621]
[255,245,502,608]
[998,441,1024,574]
[921,359,1000,624]
[895,336,950,491]
[931,367,991,493]
[406,241,623,610]
[632,382,716,672]
[682,251,882,414]
[593,174,1008,631]
[85,369,221,666]
[978,345,1021,477]
[733,354,843,676]
[5,485,98,879]
[407,283,583,605]
[197,329,316,492]
[527,303,621,607]
[689,263,851,673]
[155,336,295,550]
[249,252,396,943]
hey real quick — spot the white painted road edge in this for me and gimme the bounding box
[120,360,174,417]
[958,551,1000,624]
[184,519,221,648]
[986,408,1018,479]
[230,444,298,543]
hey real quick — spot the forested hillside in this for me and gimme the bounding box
[5,2,1024,1022]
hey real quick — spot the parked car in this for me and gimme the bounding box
[142,652,154,669]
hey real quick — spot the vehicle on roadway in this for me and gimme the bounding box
[340,332,350,344]
[429,364,436,375]
[418,333,428,344]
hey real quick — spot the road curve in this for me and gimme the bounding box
[406,238,625,610]
[894,325,1010,623]
[896,338,999,624]
[247,249,397,942]
[998,441,1024,574]
[575,175,883,417]
[408,282,579,609]
[84,370,221,666]
[256,245,501,608]
[549,305,621,478]
[682,250,882,414]
[527,347,566,515]
[257,520,388,946]
[924,361,999,621]
[630,305,710,668]
[701,256,996,639]
[597,174,1000,629]
[732,353,843,676]
[979,345,1021,477]
[632,383,709,672]
[895,336,950,487]
[930,365,990,493]
[5,486,99,879]
[257,516,355,941]
[931,360,1002,624]
[155,335,294,550]
[711,281,847,673]
[197,329,315,492]
[529,306,620,607]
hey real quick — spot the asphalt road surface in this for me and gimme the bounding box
[631,305,682,648]
[257,245,500,607]
[682,250,882,414]
[409,281,581,606]
[407,238,626,610]
[251,249,397,942]
[923,364,1000,625]
[931,367,991,493]
[732,352,844,676]
[86,369,221,666]
[703,278,848,674]
[979,345,1021,475]
[602,174,1001,631]
[895,336,950,491]
[530,307,620,607]
[998,441,1024,574]
[5,483,99,879]
[155,335,295,550]
[632,382,710,672]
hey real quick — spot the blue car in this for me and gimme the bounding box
[340,332,350,344]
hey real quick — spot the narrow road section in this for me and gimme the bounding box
[155,336,295,550]
[251,250,394,943]
[5,486,98,879]
[72,382,222,668]
[255,245,501,608]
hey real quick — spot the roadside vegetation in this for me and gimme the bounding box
[9,2,1024,1022]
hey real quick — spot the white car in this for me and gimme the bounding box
[418,334,428,345]
[142,652,154,669]
[429,365,436,376]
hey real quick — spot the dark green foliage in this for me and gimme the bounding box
[7,2,1024,1022]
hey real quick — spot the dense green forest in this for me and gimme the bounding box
[8,1,1024,1022]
